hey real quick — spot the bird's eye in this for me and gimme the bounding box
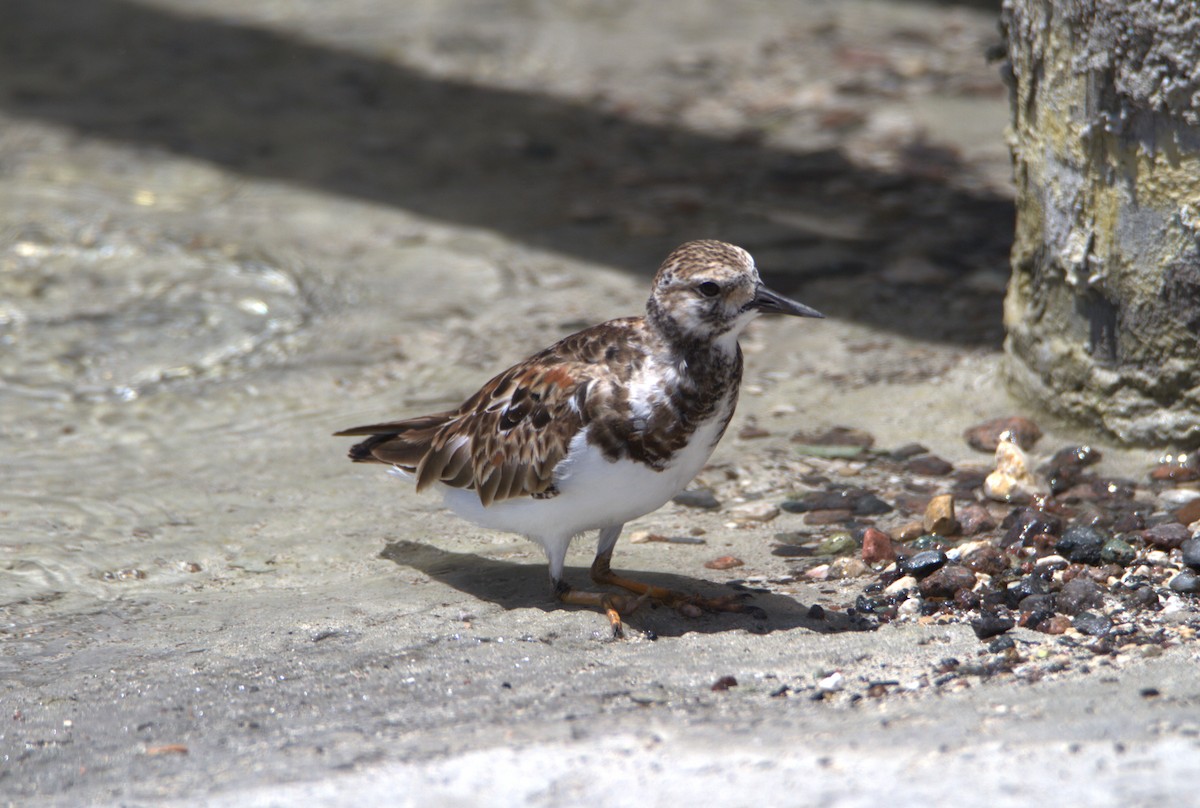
[697,281,721,298]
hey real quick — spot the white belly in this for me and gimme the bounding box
[439,410,729,544]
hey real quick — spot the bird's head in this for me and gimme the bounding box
[646,240,823,350]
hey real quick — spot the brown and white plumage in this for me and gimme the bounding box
[336,240,823,634]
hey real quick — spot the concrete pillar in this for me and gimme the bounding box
[1002,0,1200,446]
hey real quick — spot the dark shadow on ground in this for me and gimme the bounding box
[380,539,874,637]
[0,0,1011,346]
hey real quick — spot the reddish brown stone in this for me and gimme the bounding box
[1173,498,1200,525]
[804,509,854,525]
[964,416,1043,452]
[905,455,955,476]
[861,527,896,565]
[958,503,998,535]
[961,544,1008,575]
[704,556,745,570]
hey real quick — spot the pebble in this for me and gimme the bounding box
[964,416,1043,452]
[1055,525,1106,566]
[984,439,1039,503]
[918,564,977,598]
[861,527,896,565]
[1004,508,1063,544]
[1071,611,1113,636]
[729,501,780,523]
[828,557,870,579]
[816,671,846,693]
[673,488,721,509]
[804,509,854,525]
[1159,488,1200,507]
[792,426,875,449]
[1141,522,1189,549]
[898,549,948,579]
[897,597,923,616]
[959,542,1009,575]
[804,564,830,581]
[922,493,959,536]
[1056,577,1103,615]
[704,555,745,570]
[905,454,955,476]
[1173,498,1200,526]
[816,533,858,556]
[1004,575,1050,608]
[971,612,1015,639]
[1181,537,1200,571]
[781,488,891,515]
[884,575,919,596]
[1099,536,1136,566]
[957,503,997,535]
[1038,615,1071,635]
[1168,571,1200,594]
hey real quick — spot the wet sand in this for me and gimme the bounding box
[2,1,1198,804]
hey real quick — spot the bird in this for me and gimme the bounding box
[335,240,823,636]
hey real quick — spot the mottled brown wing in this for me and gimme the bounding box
[336,318,646,507]
[413,361,592,506]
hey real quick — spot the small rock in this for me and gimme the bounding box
[1173,498,1200,526]
[1003,508,1063,544]
[861,527,896,565]
[965,416,1042,452]
[1122,586,1160,611]
[816,671,845,693]
[884,575,919,596]
[1037,615,1072,635]
[1181,536,1200,571]
[816,533,858,556]
[1004,575,1050,608]
[898,550,948,579]
[957,503,997,535]
[804,509,855,525]
[905,455,955,476]
[1045,445,1102,493]
[1150,460,1200,482]
[781,488,892,515]
[971,612,1015,640]
[896,522,926,542]
[960,543,1009,576]
[1072,611,1112,636]
[1168,570,1200,594]
[792,426,875,448]
[711,675,739,692]
[984,439,1039,503]
[918,564,977,598]
[1142,523,1189,549]
[1056,577,1103,615]
[729,501,780,523]
[828,557,869,579]
[889,443,929,461]
[897,597,923,616]
[1055,525,1107,566]
[673,488,721,510]
[922,493,959,536]
[1099,536,1136,567]
[804,564,831,581]
[705,556,745,570]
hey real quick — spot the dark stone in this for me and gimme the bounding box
[1099,536,1137,567]
[889,443,929,461]
[1055,525,1107,565]
[1172,498,1200,526]
[898,550,948,579]
[1072,611,1113,636]
[1004,575,1050,608]
[781,487,892,515]
[1003,508,1063,546]
[1045,445,1102,493]
[1112,511,1147,533]
[1017,593,1056,614]
[1142,523,1190,549]
[964,416,1043,452]
[971,612,1015,640]
[1057,577,1104,615]
[987,635,1016,652]
[918,564,978,598]
[1182,536,1200,571]
[673,488,720,509]
[905,454,954,476]
[960,543,1009,576]
[791,426,875,448]
[958,503,998,535]
[1169,571,1200,594]
[1122,585,1160,611]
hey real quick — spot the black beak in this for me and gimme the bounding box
[750,284,825,318]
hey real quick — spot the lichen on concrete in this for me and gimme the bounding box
[1002,0,1200,446]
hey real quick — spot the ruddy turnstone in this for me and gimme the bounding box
[336,240,823,636]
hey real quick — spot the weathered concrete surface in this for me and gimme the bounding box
[2,2,1198,807]
[1002,0,1200,446]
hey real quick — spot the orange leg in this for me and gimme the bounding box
[589,552,767,620]
[554,580,647,639]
